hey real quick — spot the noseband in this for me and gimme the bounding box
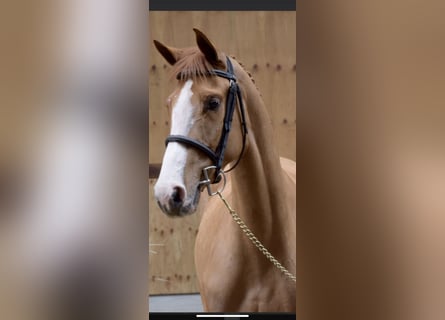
[165,57,248,192]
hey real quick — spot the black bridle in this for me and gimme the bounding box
[165,57,248,186]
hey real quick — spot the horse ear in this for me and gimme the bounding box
[193,28,223,67]
[153,40,181,65]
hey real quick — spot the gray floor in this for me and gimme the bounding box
[149,294,204,312]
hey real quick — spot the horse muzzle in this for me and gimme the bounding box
[155,184,200,217]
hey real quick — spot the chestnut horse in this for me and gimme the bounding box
[154,29,296,312]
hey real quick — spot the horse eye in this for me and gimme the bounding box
[205,97,221,111]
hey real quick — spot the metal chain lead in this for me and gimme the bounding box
[216,191,297,283]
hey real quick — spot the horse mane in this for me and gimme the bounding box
[230,55,259,88]
[230,55,262,96]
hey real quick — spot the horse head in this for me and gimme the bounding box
[154,29,248,217]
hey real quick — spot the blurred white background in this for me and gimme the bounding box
[0,1,147,319]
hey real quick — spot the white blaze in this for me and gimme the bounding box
[154,80,195,202]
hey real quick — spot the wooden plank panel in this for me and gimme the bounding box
[149,178,203,294]
[149,11,296,295]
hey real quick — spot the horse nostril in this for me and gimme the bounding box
[170,186,185,208]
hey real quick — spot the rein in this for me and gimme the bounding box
[165,56,296,283]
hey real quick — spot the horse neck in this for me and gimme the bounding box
[229,67,290,244]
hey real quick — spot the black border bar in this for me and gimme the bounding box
[149,313,296,320]
[149,0,296,11]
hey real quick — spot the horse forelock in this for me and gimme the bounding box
[169,48,261,100]
[170,47,215,81]
[168,48,256,83]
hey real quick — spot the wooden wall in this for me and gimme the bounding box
[149,11,296,295]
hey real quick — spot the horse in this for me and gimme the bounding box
[153,29,296,312]
[0,2,146,319]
